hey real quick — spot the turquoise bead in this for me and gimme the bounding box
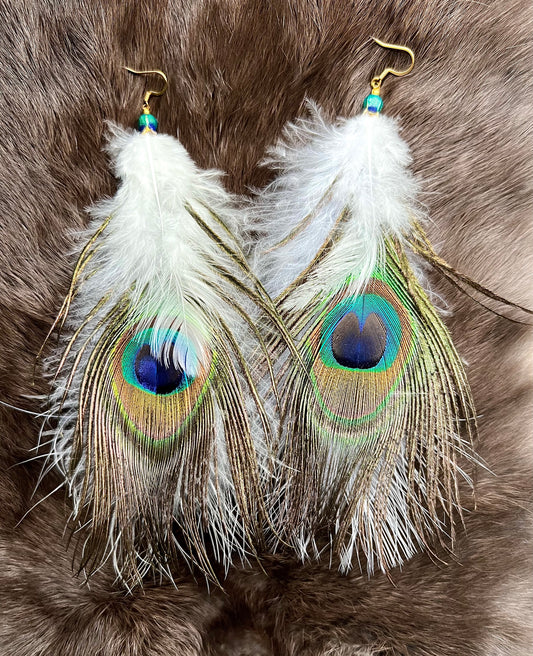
[363,94,384,114]
[137,113,158,133]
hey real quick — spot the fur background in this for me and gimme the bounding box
[0,0,532,654]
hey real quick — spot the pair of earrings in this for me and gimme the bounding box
[44,40,477,586]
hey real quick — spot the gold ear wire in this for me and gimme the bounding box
[124,67,169,112]
[369,38,415,95]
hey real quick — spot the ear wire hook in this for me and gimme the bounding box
[124,67,169,111]
[369,38,415,95]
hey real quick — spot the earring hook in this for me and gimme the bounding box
[369,38,415,94]
[124,67,169,109]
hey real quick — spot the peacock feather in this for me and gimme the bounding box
[252,101,477,574]
[43,121,285,585]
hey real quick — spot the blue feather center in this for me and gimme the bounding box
[134,344,186,394]
[121,328,196,396]
[330,312,387,369]
[320,294,401,372]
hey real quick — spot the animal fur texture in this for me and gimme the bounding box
[0,1,532,655]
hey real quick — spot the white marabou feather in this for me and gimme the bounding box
[84,123,244,364]
[253,101,421,305]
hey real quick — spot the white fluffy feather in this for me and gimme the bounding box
[253,101,420,305]
[85,124,244,364]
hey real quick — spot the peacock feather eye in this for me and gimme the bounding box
[306,277,416,427]
[110,326,213,442]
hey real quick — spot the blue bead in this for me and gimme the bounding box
[363,94,384,113]
[137,113,158,133]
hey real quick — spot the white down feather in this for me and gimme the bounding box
[82,123,244,369]
[253,101,420,304]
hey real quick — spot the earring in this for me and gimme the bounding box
[42,67,283,586]
[252,39,478,574]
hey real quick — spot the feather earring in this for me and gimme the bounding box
[253,39,478,574]
[42,67,283,585]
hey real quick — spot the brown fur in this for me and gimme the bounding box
[1,1,532,654]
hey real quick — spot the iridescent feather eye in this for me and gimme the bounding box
[123,331,191,397]
[329,309,388,370]
[308,279,414,429]
[112,327,211,442]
